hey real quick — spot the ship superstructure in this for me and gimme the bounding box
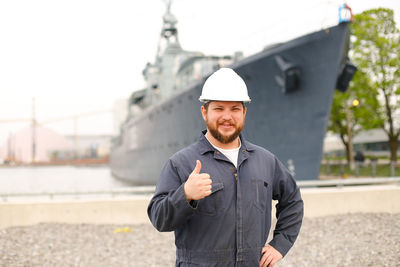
[110,3,356,184]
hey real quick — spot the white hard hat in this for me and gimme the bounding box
[199,68,251,103]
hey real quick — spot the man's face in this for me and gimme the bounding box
[201,101,247,145]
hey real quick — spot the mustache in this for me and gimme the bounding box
[217,119,235,125]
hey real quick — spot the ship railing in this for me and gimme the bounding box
[1,177,399,202]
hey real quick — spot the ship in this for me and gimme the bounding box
[110,2,356,185]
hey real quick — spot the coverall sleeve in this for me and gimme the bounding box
[147,159,197,232]
[269,157,304,257]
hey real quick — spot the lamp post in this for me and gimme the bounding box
[345,98,359,171]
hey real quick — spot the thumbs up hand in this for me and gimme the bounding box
[184,160,212,202]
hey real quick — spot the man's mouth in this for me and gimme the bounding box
[218,122,235,130]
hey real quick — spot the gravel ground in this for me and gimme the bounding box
[1,213,399,267]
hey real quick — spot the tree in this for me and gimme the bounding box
[328,70,379,164]
[351,8,400,162]
[329,8,400,163]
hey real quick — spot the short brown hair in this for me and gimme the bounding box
[202,101,245,111]
[203,101,211,110]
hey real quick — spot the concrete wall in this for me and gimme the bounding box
[301,185,400,217]
[1,185,400,229]
[0,196,151,229]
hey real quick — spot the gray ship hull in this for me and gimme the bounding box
[110,23,350,185]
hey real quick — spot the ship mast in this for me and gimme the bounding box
[141,0,183,104]
[155,0,181,63]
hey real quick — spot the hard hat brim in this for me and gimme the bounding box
[199,97,251,103]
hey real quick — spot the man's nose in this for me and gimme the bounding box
[221,110,233,120]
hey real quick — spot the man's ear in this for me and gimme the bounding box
[201,105,207,121]
[243,106,247,117]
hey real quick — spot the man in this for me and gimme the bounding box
[148,68,303,266]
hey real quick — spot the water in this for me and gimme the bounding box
[0,165,135,200]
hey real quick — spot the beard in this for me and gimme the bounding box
[206,118,245,144]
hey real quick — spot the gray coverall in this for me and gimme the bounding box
[148,131,303,266]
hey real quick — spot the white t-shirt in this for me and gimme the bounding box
[206,135,241,168]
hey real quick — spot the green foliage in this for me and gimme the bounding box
[350,70,383,130]
[352,9,400,88]
[329,70,380,134]
[328,7,400,162]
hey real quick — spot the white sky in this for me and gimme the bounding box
[1,0,399,146]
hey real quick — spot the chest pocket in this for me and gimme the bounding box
[251,178,269,212]
[196,179,224,216]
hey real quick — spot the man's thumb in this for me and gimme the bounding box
[192,160,202,174]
